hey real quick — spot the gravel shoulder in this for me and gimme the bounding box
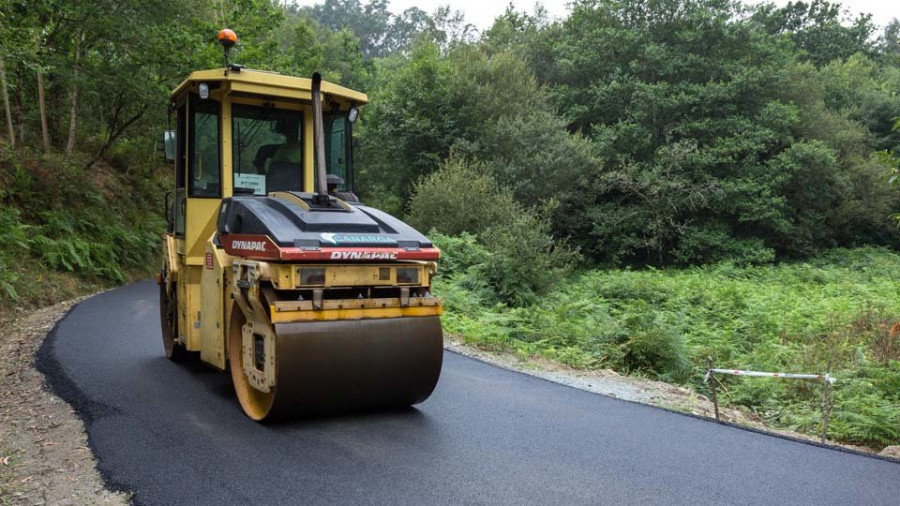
[0,297,128,505]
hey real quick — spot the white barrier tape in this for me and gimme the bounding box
[703,369,835,384]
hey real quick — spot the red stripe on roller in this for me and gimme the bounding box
[280,247,441,262]
[220,234,441,262]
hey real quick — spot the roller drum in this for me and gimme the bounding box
[235,316,443,420]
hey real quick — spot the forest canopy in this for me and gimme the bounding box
[2,0,900,266]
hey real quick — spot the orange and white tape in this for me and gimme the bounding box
[704,368,835,384]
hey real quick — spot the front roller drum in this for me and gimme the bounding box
[229,316,443,421]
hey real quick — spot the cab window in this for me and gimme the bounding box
[232,104,304,195]
[188,98,221,197]
[174,103,187,235]
[324,113,352,191]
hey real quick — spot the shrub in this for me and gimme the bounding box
[429,232,489,278]
[407,155,519,236]
[416,159,580,306]
[618,306,692,382]
[483,201,580,306]
[0,208,29,300]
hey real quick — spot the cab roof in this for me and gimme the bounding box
[170,68,368,105]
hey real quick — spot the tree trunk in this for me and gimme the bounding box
[35,31,50,154]
[85,96,146,168]
[14,84,23,146]
[65,28,82,156]
[0,55,14,148]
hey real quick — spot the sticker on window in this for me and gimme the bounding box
[234,173,266,195]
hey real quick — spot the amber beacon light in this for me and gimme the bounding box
[218,28,238,67]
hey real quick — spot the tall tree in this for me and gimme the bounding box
[0,55,13,147]
[752,0,876,66]
[34,29,49,154]
[65,27,82,156]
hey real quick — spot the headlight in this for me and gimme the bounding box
[396,267,419,284]
[299,268,325,286]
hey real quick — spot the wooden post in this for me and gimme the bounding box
[708,356,720,421]
[821,360,831,444]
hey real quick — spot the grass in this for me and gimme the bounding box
[434,243,900,448]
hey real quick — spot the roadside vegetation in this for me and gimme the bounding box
[0,148,166,311]
[1,0,899,447]
[433,241,900,447]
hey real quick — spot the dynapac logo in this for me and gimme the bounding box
[320,233,396,245]
[231,240,268,251]
[220,234,279,259]
[330,251,398,260]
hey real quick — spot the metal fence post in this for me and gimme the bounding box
[708,356,720,421]
[822,360,832,444]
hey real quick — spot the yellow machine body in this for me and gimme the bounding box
[158,66,443,420]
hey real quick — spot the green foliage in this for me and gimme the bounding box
[411,158,579,306]
[482,201,581,306]
[4,0,896,267]
[0,146,165,306]
[525,0,900,264]
[619,308,692,382]
[407,156,519,237]
[0,207,28,299]
[358,40,459,207]
[752,0,876,66]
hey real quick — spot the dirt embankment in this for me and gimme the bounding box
[0,299,127,505]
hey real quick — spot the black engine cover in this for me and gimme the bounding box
[216,192,433,249]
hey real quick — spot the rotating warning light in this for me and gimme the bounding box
[218,28,238,49]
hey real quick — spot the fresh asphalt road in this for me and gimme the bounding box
[39,282,899,505]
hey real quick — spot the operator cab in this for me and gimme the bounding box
[163,41,366,263]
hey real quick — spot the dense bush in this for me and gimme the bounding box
[481,202,581,306]
[411,157,579,306]
[406,156,519,236]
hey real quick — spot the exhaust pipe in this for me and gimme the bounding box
[311,73,329,201]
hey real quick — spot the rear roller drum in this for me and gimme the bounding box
[159,278,188,362]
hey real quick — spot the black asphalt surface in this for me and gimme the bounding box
[39,281,899,505]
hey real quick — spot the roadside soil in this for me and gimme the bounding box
[0,297,128,505]
[444,336,885,456]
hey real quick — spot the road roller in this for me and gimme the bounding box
[157,30,442,421]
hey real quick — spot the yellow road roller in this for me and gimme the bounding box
[158,30,442,421]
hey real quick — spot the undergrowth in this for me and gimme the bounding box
[434,236,900,448]
[0,146,167,310]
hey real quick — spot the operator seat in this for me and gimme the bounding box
[267,160,303,192]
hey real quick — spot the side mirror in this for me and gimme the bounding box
[163,130,176,162]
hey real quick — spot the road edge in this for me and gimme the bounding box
[442,345,900,466]
[33,297,137,502]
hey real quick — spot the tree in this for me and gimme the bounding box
[64,27,82,155]
[0,55,13,147]
[752,0,876,66]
